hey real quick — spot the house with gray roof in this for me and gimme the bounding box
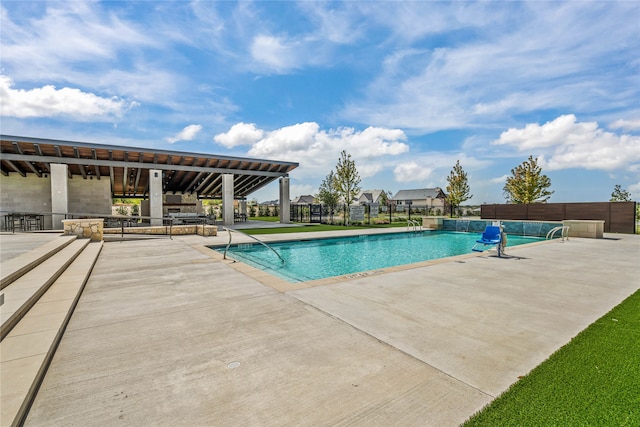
[356,189,388,205]
[391,188,447,213]
[292,195,316,204]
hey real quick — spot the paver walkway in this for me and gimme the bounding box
[16,232,640,426]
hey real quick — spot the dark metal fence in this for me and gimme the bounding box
[481,202,636,234]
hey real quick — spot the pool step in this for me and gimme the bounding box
[0,239,103,427]
[1,235,78,290]
[1,239,90,339]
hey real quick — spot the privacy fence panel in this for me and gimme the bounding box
[481,202,636,234]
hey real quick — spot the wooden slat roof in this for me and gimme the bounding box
[0,135,298,198]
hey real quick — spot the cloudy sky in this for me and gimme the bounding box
[1,1,639,203]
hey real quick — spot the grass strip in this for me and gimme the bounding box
[463,289,640,426]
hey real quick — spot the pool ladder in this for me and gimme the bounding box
[223,228,285,263]
[407,219,422,232]
[546,226,570,241]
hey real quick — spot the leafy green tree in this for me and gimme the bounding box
[334,150,361,225]
[610,184,631,202]
[130,204,139,216]
[446,160,472,217]
[503,156,554,203]
[317,170,340,224]
[115,205,129,216]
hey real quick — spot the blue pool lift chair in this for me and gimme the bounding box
[472,225,505,257]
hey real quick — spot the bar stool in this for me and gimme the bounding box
[8,213,24,232]
[24,215,41,231]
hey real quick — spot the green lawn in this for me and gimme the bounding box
[463,289,640,426]
[249,216,280,222]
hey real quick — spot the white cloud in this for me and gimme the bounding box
[214,122,409,181]
[628,182,640,200]
[290,184,316,198]
[490,174,509,184]
[358,163,384,179]
[250,34,299,73]
[342,3,639,132]
[392,152,487,185]
[610,119,640,131]
[166,124,203,144]
[0,75,135,119]
[298,2,363,44]
[250,122,320,156]
[247,123,409,170]
[492,115,640,171]
[494,114,589,150]
[1,2,156,78]
[393,162,435,183]
[214,122,265,148]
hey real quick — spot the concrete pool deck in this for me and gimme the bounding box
[5,229,639,426]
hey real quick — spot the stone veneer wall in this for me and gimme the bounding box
[62,219,104,241]
[562,220,604,239]
[103,224,217,237]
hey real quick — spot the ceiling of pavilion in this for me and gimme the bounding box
[0,135,298,199]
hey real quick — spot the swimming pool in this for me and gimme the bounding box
[214,231,544,283]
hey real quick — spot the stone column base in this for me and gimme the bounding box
[62,218,104,242]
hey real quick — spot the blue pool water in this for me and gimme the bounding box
[215,231,543,283]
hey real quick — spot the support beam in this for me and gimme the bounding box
[108,150,114,192]
[92,149,101,179]
[25,161,42,177]
[4,160,26,177]
[202,176,222,197]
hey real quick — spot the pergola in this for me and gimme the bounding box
[0,135,298,199]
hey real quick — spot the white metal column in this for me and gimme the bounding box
[222,174,234,225]
[279,176,290,224]
[50,163,68,230]
[149,169,163,226]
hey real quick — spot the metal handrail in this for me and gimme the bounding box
[223,227,284,263]
[546,226,570,241]
[407,219,422,232]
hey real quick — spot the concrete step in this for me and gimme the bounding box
[1,239,90,340]
[0,241,103,427]
[1,235,78,290]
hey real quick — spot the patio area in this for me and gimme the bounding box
[4,230,639,426]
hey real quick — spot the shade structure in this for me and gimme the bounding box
[0,135,298,198]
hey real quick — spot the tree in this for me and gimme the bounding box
[334,150,361,225]
[317,170,340,224]
[446,160,472,217]
[115,205,129,216]
[610,184,631,202]
[378,190,391,207]
[503,156,554,203]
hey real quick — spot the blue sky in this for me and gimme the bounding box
[1,1,639,204]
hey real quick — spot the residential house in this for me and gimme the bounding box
[356,189,388,205]
[292,195,316,204]
[391,188,447,213]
